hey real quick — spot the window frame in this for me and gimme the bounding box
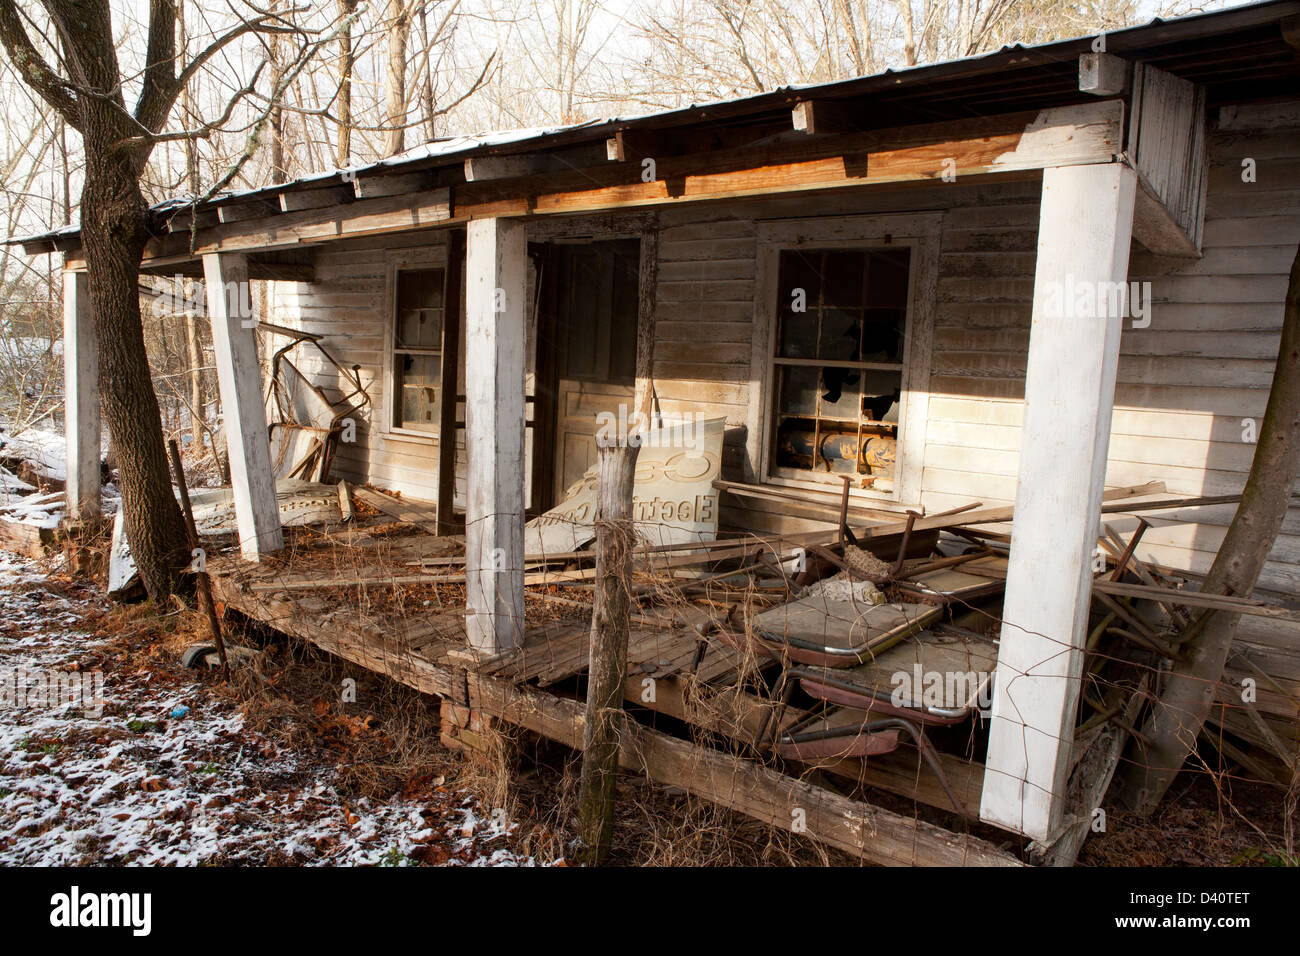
[747,213,940,509]
[382,247,450,442]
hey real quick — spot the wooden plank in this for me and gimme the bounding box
[466,671,1021,866]
[279,184,355,212]
[62,271,99,518]
[449,103,1121,221]
[351,485,440,534]
[1093,580,1300,623]
[202,252,283,560]
[981,162,1137,843]
[1129,62,1207,256]
[217,199,280,223]
[1078,53,1128,97]
[353,170,437,199]
[464,218,527,653]
[139,189,453,265]
[0,515,56,558]
[1029,682,1145,866]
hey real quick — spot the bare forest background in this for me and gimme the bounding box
[0,0,1232,461]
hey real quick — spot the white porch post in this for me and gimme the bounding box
[980,163,1137,842]
[464,218,527,654]
[202,252,283,560]
[62,271,100,518]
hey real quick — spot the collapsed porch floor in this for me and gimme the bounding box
[205,520,1021,867]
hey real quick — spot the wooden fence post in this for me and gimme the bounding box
[575,217,656,864]
[575,437,639,864]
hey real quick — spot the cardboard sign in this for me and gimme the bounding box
[524,417,725,556]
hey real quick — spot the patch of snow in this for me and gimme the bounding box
[0,549,539,867]
[0,425,68,482]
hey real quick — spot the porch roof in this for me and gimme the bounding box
[7,0,1299,260]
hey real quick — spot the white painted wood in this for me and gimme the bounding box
[62,271,99,518]
[463,218,527,653]
[980,163,1137,843]
[202,252,284,560]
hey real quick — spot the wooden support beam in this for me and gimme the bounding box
[981,162,1137,843]
[464,155,548,181]
[463,218,527,653]
[1078,53,1129,96]
[791,99,864,134]
[62,271,99,518]
[457,102,1124,220]
[201,252,284,560]
[124,103,1119,270]
[165,208,221,233]
[140,258,315,282]
[466,671,1020,867]
[437,229,465,534]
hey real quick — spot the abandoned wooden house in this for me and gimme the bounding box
[9,0,1300,865]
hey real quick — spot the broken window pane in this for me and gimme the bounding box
[395,268,446,349]
[770,246,911,487]
[397,354,441,432]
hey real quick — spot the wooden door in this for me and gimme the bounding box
[533,238,640,508]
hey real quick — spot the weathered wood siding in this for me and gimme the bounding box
[269,232,455,506]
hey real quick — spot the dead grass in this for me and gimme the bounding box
[42,518,1298,868]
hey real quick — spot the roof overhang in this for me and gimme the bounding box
[9,0,1298,265]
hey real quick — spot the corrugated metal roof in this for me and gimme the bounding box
[9,0,1299,249]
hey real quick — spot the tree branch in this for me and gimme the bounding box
[0,0,80,128]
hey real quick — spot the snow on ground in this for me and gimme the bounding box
[0,424,67,482]
[0,550,534,866]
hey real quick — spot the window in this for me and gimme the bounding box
[769,246,911,490]
[392,267,446,433]
[749,215,938,506]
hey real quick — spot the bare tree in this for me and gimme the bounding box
[0,0,323,600]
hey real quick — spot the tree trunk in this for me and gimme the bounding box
[899,0,917,66]
[417,5,436,142]
[268,0,287,183]
[1116,243,1300,810]
[80,154,189,602]
[383,0,411,157]
[575,439,639,865]
[336,0,359,165]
